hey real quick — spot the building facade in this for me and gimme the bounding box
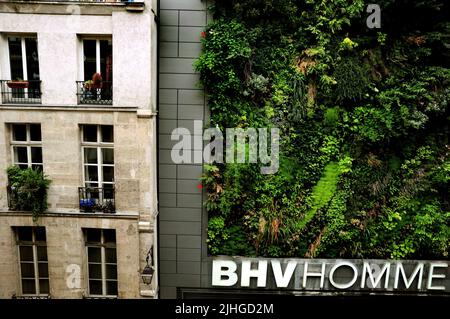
[0,0,158,298]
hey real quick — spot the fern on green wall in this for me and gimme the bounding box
[296,162,341,231]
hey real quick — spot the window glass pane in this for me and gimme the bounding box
[19,246,34,261]
[88,263,102,279]
[38,263,48,278]
[103,230,116,244]
[103,184,114,200]
[22,279,36,295]
[105,265,117,280]
[102,166,114,182]
[102,148,114,164]
[83,125,98,142]
[31,147,42,164]
[39,279,49,294]
[37,246,47,262]
[85,166,99,182]
[86,229,101,244]
[83,40,97,81]
[105,248,116,263]
[21,263,35,278]
[17,227,33,241]
[25,38,40,81]
[14,146,28,164]
[100,40,113,83]
[8,37,24,80]
[12,124,27,141]
[84,148,98,164]
[106,281,117,296]
[101,125,113,143]
[34,227,46,242]
[87,247,101,263]
[29,124,41,141]
[89,280,102,295]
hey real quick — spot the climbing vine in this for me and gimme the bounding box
[197,0,450,259]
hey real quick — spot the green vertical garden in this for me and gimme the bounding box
[196,0,450,259]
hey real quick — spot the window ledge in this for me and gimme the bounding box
[0,104,139,112]
[0,209,140,219]
[0,1,141,16]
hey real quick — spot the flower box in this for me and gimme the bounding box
[7,81,29,89]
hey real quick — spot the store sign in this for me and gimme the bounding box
[211,257,449,293]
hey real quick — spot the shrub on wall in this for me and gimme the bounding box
[7,165,51,220]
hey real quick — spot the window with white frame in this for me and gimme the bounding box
[82,38,113,83]
[15,226,49,296]
[8,36,40,82]
[10,123,43,170]
[84,228,118,297]
[81,125,114,197]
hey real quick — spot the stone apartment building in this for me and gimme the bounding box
[0,0,158,298]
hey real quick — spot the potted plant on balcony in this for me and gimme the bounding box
[7,78,29,89]
[6,165,51,221]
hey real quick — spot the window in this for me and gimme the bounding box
[81,125,114,199]
[78,38,113,105]
[84,228,118,297]
[15,227,49,296]
[83,39,112,83]
[8,36,40,82]
[10,123,43,170]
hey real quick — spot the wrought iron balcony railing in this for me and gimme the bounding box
[76,81,113,105]
[78,187,116,213]
[0,80,42,104]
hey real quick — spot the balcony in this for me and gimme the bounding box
[76,81,113,105]
[78,187,116,213]
[0,80,42,104]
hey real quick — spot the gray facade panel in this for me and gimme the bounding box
[179,27,204,42]
[160,260,178,274]
[177,194,202,208]
[178,89,204,104]
[160,89,178,104]
[160,234,177,248]
[160,42,178,58]
[159,104,177,119]
[160,26,178,42]
[159,221,202,235]
[177,261,202,274]
[177,248,202,262]
[177,235,202,249]
[159,74,201,89]
[159,193,177,207]
[159,247,177,261]
[178,105,204,120]
[177,179,202,194]
[180,11,207,26]
[160,0,206,10]
[159,274,201,287]
[160,10,179,26]
[177,164,203,179]
[160,58,197,74]
[159,178,177,193]
[178,43,202,58]
[159,207,202,222]
[159,164,177,179]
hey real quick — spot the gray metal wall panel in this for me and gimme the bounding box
[159,0,209,299]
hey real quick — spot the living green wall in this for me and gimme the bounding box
[196,0,450,259]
